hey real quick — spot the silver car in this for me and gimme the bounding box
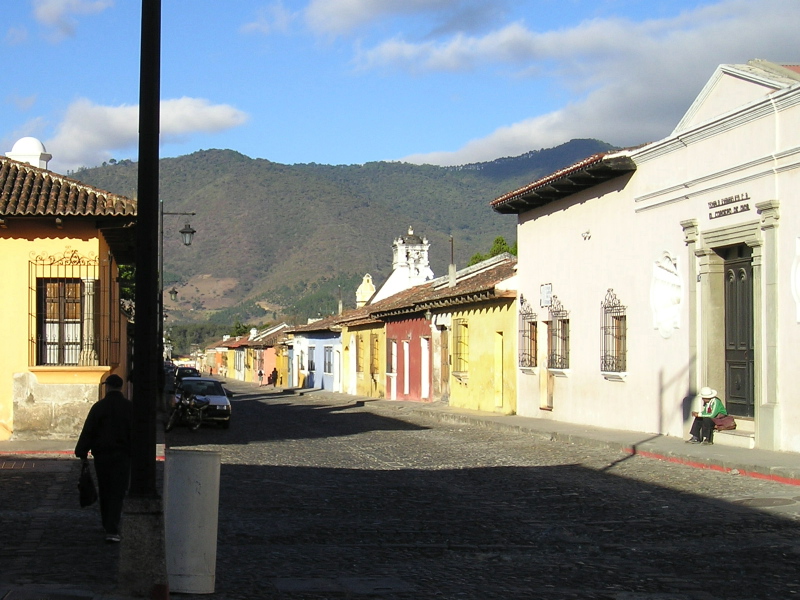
[174,377,232,428]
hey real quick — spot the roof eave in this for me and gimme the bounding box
[491,153,636,215]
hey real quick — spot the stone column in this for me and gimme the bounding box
[756,200,780,450]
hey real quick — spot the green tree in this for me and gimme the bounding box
[468,236,517,266]
[118,265,135,302]
[231,319,249,337]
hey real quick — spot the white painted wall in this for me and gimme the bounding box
[512,62,800,452]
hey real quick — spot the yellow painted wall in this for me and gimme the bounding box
[0,221,125,439]
[449,300,517,415]
[342,323,386,398]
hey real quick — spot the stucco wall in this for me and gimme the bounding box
[513,74,800,451]
[0,221,115,440]
[448,301,516,415]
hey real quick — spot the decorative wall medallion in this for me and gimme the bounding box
[650,252,682,338]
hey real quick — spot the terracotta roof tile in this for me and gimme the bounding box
[0,156,136,217]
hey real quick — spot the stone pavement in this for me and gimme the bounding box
[0,381,797,599]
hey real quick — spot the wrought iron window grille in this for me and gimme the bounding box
[29,248,120,367]
[547,295,570,369]
[518,294,537,368]
[601,289,627,373]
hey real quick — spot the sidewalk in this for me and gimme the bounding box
[0,422,166,600]
[375,398,800,486]
[281,384,800,487]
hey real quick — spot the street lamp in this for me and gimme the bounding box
[179,222,196,246]
[158,199,196,362]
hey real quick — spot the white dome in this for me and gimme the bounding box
[11,137,48,154]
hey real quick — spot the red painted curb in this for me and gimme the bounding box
[624,447,800,487]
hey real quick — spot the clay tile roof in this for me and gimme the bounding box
[490,151,636,215]
[0,156,136,218]
[370,254,517,318]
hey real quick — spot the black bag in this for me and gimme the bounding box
[78,461,98,507]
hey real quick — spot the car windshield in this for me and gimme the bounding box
[181,381,225,396]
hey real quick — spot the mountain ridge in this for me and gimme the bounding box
[72,138,615,323]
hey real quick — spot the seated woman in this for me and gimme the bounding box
[687,386,728,445]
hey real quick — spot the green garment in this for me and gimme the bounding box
[700,396,727,418]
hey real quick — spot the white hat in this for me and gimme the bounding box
[699,386,717,399]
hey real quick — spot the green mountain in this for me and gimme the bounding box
[72,138,615,323]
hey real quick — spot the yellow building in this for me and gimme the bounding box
[0,142,135,440]
[448,299,517,414]
[341,318,386,399]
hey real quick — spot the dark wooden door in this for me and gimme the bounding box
[723,245,754,417]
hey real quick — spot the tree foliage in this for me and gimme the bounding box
[468,236,518,266]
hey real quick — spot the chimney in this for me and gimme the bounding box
[6,137,52,170]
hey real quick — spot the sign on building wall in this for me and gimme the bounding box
[650,252,683,339]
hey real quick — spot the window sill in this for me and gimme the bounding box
[519,367,538,375]
[453,371,469,384]
[602,371,627,382]
[548,368,570,377]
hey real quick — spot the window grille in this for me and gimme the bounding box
[29,248,119,366]
[355,334,364,373]
[453,318,469,373]
[601,289,627,372]
[518,294,537,368]
[308,346,316,372]
[370,333,380,374]
[324,346,333,374]
[547,296,570,369]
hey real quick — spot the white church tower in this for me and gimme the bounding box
[370,227,434,304]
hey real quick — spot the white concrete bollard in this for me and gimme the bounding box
[164,449,221,594]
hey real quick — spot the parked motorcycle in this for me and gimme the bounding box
[165,394,209,432]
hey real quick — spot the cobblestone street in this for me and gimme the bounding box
[164,384,800,599]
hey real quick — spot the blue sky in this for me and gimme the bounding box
[2,0,798,173]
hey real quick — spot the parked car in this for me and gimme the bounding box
[173,377,232,428]
[174,366,201,384]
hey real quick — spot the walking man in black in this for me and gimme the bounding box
[75,374,132,543]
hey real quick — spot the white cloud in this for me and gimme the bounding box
[45,97,249,171]
[241,2,295,35]
[32,0,113,41]
[398,0,800,165]
[8,93,38,111]
[4,26,29,45]
[305,0,501,36]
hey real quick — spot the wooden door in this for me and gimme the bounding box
[723,245,754,417]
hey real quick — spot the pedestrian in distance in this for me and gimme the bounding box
[75,374,132,543]
[686,386,727,445]
[258,368,264,386]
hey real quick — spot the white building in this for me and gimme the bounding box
[371,227,434,304]
[492,60,800,453]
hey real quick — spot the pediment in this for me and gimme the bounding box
[673,61,798,135]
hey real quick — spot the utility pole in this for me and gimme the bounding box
[120,1,169,597]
